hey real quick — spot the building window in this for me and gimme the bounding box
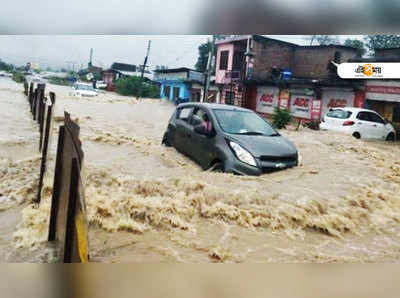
[219,51,229,70]
[232,51,244,71]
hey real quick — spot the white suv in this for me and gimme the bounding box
[320,107,396,141]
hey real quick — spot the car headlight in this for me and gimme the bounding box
[229,141,257,167]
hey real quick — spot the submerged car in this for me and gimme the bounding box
[162,103,299,176]
[70,82,98,97]
[319,107,396,141]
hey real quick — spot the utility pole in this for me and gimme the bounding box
[89,48,93,67]
[136,40,151,101]
[202,35,215,103]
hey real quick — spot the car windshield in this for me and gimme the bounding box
[213,109,278,136]
[75,84,94,91]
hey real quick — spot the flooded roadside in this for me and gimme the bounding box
[1,77,400,262]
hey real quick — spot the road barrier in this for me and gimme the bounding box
[48,112,89,263]
[25,82,89,263]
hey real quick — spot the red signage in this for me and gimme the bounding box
[366,85,400,94]
[327,99,347,108]
[293,97,310,107]
[260,93,274,104]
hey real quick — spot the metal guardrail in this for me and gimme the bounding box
[25,82,89,263]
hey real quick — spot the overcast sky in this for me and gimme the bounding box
[0,35,363,71]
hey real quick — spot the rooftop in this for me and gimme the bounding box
[154,67,200,74]
[215,35,358,51]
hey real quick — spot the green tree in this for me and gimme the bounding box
[195,35,227,73]
[310,35,340,46]
[115,76,160,98]
[0,59,14,72]
[365,35,400,54]
[344,39,366,57]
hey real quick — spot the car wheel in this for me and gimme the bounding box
[352,132,361,139]
[386,132,395,142]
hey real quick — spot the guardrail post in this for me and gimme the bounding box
[36,92,56,203]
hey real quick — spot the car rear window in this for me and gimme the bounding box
[326,109,352,119]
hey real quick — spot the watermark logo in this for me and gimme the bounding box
[338,63,400,79]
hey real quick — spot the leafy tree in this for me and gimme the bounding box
[195,35,227,73]
[115,76,160,98]
[344,39,366,56]
[309,35,340,46]
[0,59,14,72]
[195,42,213,73]
[272,107,292,129]
[365,35,400,54]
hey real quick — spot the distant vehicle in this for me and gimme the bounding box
[162,103,299,176]
[0,71,12,78]
[70,82,98,97]
[320,107,396,141]
[95,81,107,89]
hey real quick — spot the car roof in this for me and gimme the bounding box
[177,102,251,112]
[329,107,378,114]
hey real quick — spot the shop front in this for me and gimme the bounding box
[365,80,400,137]
[320,87,355,118]
[255,85,279,116]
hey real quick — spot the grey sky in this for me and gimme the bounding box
[0,35,363,71]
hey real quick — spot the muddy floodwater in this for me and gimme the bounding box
[1,76,400,262]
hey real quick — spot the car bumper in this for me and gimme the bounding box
[225,157,298,176]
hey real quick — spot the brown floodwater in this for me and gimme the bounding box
[1,77,400,262]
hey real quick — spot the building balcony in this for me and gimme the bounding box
[223,71,241,84]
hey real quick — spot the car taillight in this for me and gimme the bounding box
[343,121,355,126]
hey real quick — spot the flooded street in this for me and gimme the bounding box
[1,76,400,262]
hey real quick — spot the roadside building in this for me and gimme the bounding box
[215,35,362,121]
[154,67,220,103]
[103,62,153,91]
[349,50,400,135]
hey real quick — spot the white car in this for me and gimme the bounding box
[320,107,396,141]
[95,80,107,89]
[70,82,98,97]
[0,71,12,77]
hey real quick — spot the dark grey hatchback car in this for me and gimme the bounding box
[162,103,298,176]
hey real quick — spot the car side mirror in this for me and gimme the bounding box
[194,124,210,136]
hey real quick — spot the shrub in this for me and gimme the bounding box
[115,76,160,98]
[272,107,292,129]
[12,72,26,83]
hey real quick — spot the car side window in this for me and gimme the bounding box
[368,112,385,124]
[357,112,370,121]
[177,107,192,122]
